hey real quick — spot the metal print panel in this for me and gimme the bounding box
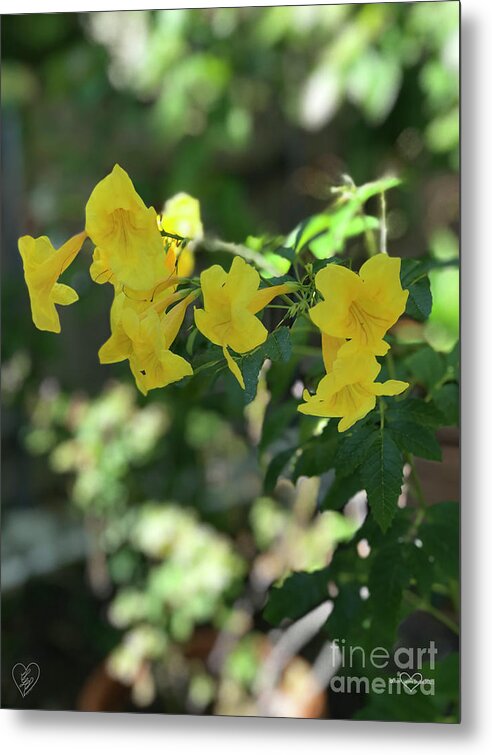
[1,1,460,722]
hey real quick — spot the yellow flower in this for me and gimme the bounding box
[85,164,166,291]
[18,231,86,333]
[194,255,292,388]
[298,352,408,432]
[99,290,196,395]
[158,192,203,279]
[321,332,390,373]
[309,255,408,353]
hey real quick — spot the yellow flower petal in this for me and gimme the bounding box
[131,349,193,395]
[321,333,346,372]
[223,346,245,389]
[195,256,270,355]
[248,283,293,315]
[18,231,86,332]
[309,255,408,350]
[369,379,409,397]
[85,164,166,290]
[52,283,79,306]
[297,353,401,432]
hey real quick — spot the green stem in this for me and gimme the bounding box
[379,398,385,430]
[403,590,459,635]
[196,237,280,276]
[380,190,387,254]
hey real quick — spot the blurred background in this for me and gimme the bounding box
[1,3,459,716]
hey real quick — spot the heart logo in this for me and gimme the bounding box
[12,663,40,698]
[399,672,423,693]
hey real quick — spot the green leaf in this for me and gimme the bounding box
[263,568,330,625]
[432,383,459,426]
[292,425,338,480]
[310,215,380,259]
[360,430,404,532]
[403,541,434,597]
[385,397,445,428]
[288,214,332,254]
[320,471,364,511]
[388,422,442,462]
[260,401,298,452]
[368,543,409,639]
[353,176,402,203]
[334,420,378,477]
[405,346,446,391]
[419,501,459,581]
[324,583,367,643]
[407,276,433,321]
[264,447,297,493]
[241,327,292,403]
[400,259,433,321]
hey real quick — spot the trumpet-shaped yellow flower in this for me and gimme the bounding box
[309,255,408,352]
[86,164,166,291]
[194,255,292,388]
[18,231,86,333]
[99,290,196,395]
[158,192,203,278]
[321,332,390,373]
[298,352,408,432]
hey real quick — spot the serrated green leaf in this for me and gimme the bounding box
[334,421,379,476]
[407,276,433,321]
[263,568,330,625]
[388,422,442,462]
[360,430,404,532]
[401,259,433,321]
[385,398,445,428]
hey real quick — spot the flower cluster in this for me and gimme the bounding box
[299,255,410,431]
[18,165,410,432]
[18,165,291,395]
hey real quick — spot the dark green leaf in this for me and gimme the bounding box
[264,447,297,493]
[292,429,338,480]
[419,501,459,581]
[241,327,292,403]
[260,401,298,452]
[263,568,330,625]
[321,471,364,511]
[388,422,442,462]
[432,383,459,426]
[360,430,404,532]
[385,397,445,428]
[401,259,433,321]
[368,543,409,639]
[324,583,367,643]
[334,420,379,477]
